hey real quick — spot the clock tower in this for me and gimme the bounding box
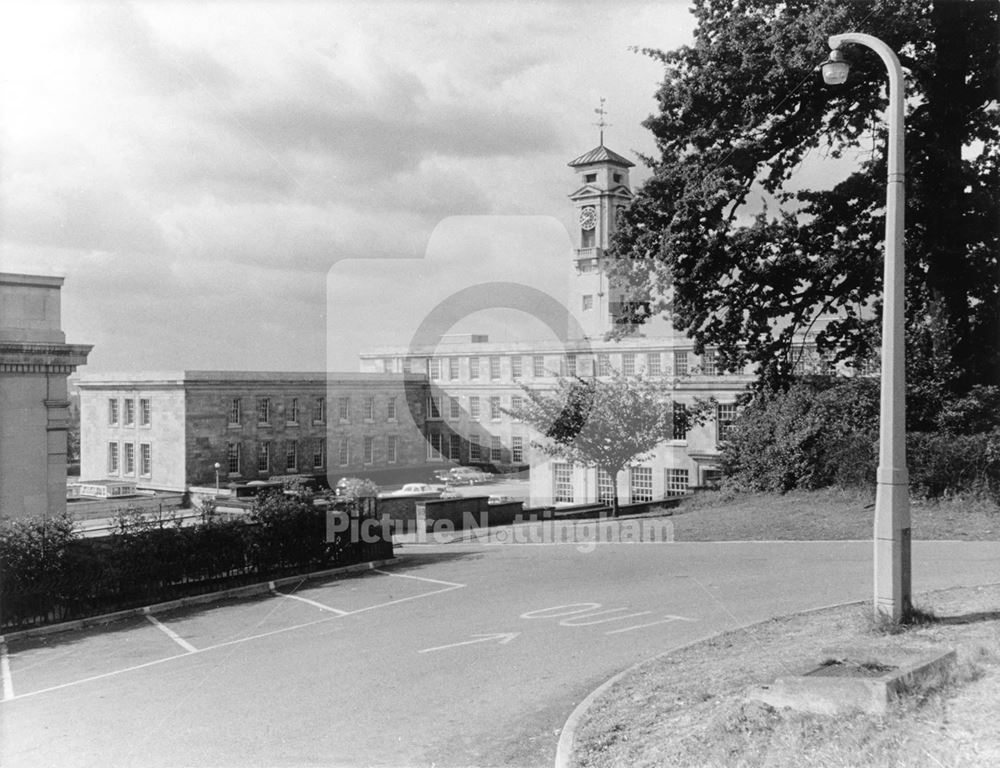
[566,141,634,339]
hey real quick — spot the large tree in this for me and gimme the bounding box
[610,0,999,419]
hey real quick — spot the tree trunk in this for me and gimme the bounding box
[610,472,620,517]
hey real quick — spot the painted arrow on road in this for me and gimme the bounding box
[418,633,521,654]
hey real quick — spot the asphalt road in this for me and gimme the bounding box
[2,531,998,768]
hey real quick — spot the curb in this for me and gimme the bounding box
[0,557,399,644]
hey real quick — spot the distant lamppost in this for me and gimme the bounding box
[214,462,221,494]
[823,33,911,622]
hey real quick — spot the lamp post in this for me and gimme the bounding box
[823,33,911,622]
[214,462,221,495]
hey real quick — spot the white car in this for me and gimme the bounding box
[445,467,492,485]
[388,483,440,497]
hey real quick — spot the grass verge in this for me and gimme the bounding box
[570,583,1000,768]
[669,489,1000,541]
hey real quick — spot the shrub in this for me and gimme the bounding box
[908,428,1000,500]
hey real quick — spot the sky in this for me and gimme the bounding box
[0,0,706,374]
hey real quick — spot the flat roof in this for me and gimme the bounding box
[77,370,427,386]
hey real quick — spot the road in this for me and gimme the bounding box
[2,530,998,768]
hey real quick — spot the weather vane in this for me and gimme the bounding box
[593,97,611,146]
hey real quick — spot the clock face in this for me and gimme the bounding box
[579,206,597,231]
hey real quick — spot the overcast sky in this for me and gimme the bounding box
[0,1,705,374]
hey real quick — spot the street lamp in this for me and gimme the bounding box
[214,462,221,494]
[824,33,911,622]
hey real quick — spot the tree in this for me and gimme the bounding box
[610,0,999,411]
[506,372,680,515]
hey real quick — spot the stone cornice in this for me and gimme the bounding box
[0,341,92,372]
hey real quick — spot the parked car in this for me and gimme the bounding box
[388,483,441,497]
[444,467,492,485]
[487,495,514,505]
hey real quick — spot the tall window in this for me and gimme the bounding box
[672,402,688,441]
[140,443,152,476]
[553,463,573,503]
[630,466,653,503]
[597,353,611,376]
[449,434,461,461]
[338,396,350,422]
[665,468,690,495]
[597,469,615,505]
[402,358,413,373]
[107,442,119,474]
[383,357,395,373]
[510,355,522,379]
[108,398,119,426]
[229,398,242,426]
[511,436,524,463]
[257,397,270,424]
[427,432,443,460]
[427,396,442,420]
[701,349,718,376]
[469,356,480,379]
[387,396,397,420]
[510,395,524,420]
[364,395,375,420]
[314,396,326,423]
[339,440,349,466]
[566,354,577,376]
[449,357,460,380]
[227,442,240,474]
[288,397,299,423]
[448,396,461,420]
[363,436,374,464]
[582,295,593,311]
[647,353,662,376]
[286,440,298,471]
[123,399,135,426]
[532,355,544,377]
[470,435,481,461]
[489,356,501,380]
[490,435,502,462]
[674,351,689,377]
[717,403,739,442]
[140,398,151,426]
[386,436,397,464]
[469,396,481,421]
[429,358,442,379]
[489,396,501,421]
[622,352,636,376]
[124,443,135,474]
[313,439,326,469]
[258,441,270,473]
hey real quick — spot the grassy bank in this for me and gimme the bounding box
[668,489,1000,541]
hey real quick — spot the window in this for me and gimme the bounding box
[566,354,577,377]
[666,468,689,495]
[107,442,119,473]
[227,442,240,474]
[140,398,151,426]
[258,441,270,473]
[108,399,119,426]
[672,402,688,441]
[427,432,444,460]
[364,395,375,420]
[511,436,524,464]
[703,468,723,488]
[622,352,636,376]
[511,356,522,379]
[701,350,718,376]
[229,398,242,425]
[257,397,270,424]
[286,440,298,471]
[386,436,397,464]
[630,466,653,503]
[647,353,662,376]
[427,396,442,420]
[584,172,597,183]
[470,435,482,461]
[315,396,326,423]
[489,356,501,380]
[532,355,544,377]
[448,396,461,420]
[338,440,349,466]
[140,443,152,476]
[124,443,135,475]
[510,396,524,420]
[449,434,461,461]
[429,358,442,379]
[597,353,611,376]
[363,436,374,464]
[469,356,480,379]
[553,462,574,503]
[469,396,481,421]
[489,396,501,421]
[449,357,460,380]
[123,399,135,426]
[338,397,350,422]
[313,439,326,469]
[490,435,502,462]
[674,351,689,377]
[613,173,622,183]
[597,469,615,505]
[383,357,395,373]
[402,358,413,373]
[582,295,593,311]
[717,403,739,442]
[387,396,397,420]
[288,397,299,424]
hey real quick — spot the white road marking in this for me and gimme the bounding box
[418,632,520,654]
[1,640,14,701]
[346,584,465,615]
[371,569,465,588]
[520,603,601,620]
[271,588,350,615]
[144,614,197,654]
[558,608,654,627]
[604,615,697,635]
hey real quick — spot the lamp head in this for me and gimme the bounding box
[214,462,220,470]
[821,49,850,85]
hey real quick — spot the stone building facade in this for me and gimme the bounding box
[0,273,91,519]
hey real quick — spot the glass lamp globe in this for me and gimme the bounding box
[822,50,851,85]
